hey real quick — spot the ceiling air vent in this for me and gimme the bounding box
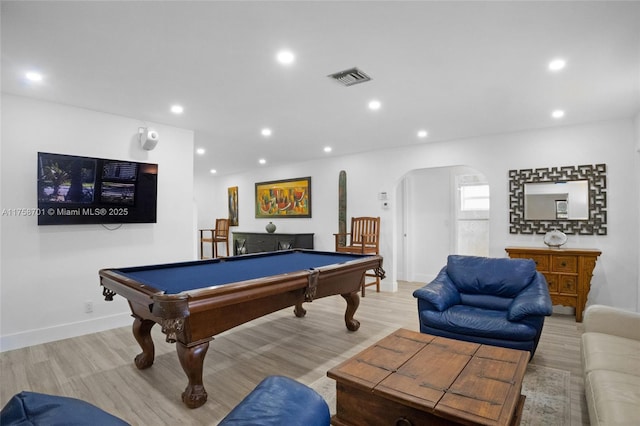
[328,67,372,87]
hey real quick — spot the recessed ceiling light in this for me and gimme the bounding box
[259,158,267,165]
[368,100,381,110]
[417,130,428,138]
[196,148,205,155]
[25,71,43,82]
[209,169,217,174]
[276,50,295,65]
[548,59,566,71]
[552,109,565,119]
[171,105,184,114]
[324,146,332,153]
[261,128,272,137]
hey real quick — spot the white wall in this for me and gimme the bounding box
[2,103,636,351]
[0,95,196,351]
[636,111,640,309]
[196,118,639,312]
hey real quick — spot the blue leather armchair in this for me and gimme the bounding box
[413,255,552,357]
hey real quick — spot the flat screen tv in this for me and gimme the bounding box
[37,152,158,225]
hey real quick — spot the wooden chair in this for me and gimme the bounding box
[199,218,230,259]
[334,217,381,296]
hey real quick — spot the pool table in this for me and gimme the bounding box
[99,249,385,408]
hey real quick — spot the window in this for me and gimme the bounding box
[460,184,490,211]
[455,175,489,257]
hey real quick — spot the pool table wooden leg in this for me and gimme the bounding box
[177,341,210,409]
[294,301,307,318]
[132,317,155,369]
[341,292,361,331]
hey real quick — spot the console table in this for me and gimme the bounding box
[505,247,601,322]
[232,232,314,255]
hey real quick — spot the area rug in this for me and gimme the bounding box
[310,364,570,425]
[520,364,571,425]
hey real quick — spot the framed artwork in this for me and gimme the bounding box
[255,177,311,218]
[228,186,239,226]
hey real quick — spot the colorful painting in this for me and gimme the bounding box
[255,177,311,218]
[228,186,239,226]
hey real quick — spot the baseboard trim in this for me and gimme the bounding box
[0,312,132,352]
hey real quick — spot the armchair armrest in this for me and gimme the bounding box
[412,268,460,311]
[583,304,640,341]
[508,272,553,321]
[199,229,215,240]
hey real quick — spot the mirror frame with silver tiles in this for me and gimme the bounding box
[508,164,607,235]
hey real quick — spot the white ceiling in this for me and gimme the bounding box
[2,1,640,177]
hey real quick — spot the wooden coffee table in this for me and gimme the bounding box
[327,328,529,426]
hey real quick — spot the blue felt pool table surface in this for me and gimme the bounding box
[114,251,371,294]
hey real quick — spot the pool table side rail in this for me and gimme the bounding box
[104,249,374,275]
[181,258,380,342]
[99,254,382,310]
[99,251,383,302]
[99,269,163,306]
[184,254,383,300]
[99,253,383,344]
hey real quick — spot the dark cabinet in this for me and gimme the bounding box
[232,232,314,255]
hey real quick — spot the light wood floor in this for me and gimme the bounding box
[1,282,588,425]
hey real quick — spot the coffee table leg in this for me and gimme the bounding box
[511,395,526,426]
[177,341,210,408]
[341,292,360,331]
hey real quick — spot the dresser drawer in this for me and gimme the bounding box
[558,275,577,294]
[551,255,577,273]
[543,273,559,293]
[528,254,550,272]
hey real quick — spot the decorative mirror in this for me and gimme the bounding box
[509,164,607,235]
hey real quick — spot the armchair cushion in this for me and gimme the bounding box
[420,305,542,341]
[447,255,537,296]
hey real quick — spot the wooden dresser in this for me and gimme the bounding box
[505,247,601,322]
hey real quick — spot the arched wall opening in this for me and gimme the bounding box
[395,165,489,284]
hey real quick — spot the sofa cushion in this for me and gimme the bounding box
[0,391,128,426]
[447,255,536,297]
[585,369,640,426]
[419,305,539,341]
[218,375,330,426]
[581,332,640,377]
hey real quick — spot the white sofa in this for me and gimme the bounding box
[581,305,640,425]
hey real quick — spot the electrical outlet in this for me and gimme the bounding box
[84,301,93,313]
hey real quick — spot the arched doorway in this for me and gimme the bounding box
[396,165,489,283]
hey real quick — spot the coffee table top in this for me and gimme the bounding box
[327,328,530,425]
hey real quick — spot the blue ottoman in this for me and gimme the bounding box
[218,375,330,426]
[1,391,128,426]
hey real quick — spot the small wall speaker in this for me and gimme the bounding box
[139,127,159,151]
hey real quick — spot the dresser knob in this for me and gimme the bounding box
[561,261,567,267]
[395,418,413,426]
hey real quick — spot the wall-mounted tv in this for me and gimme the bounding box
[37,152,158,225]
